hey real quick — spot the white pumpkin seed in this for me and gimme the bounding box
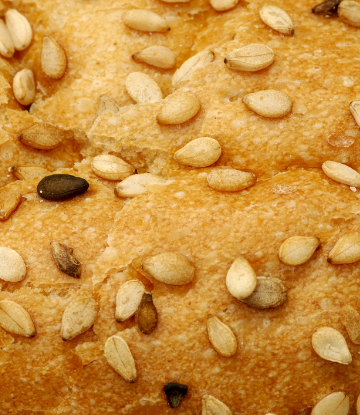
[210,0,239,11]
[114,173,167,198]
[11,165,50,180]
[243,89,292,118]
[0,299,35,337]
[0,19,14,58]
[61,297,98,341]
[202,395,232,415]
[338,1,360,27]
[327,232,360,264]
[279,236,320,266]
[240,277,287,309]
[226,256,257,300]
[350,101,360,127]
[174,137,221,168]
[157,91,201,125]
[104,335,137,382]
[115,280,145,322]
[207,169,257,192]
[311,392,350,415]
[340,305,360,344]
[224,44,274,72]
[122,10,170,32]
[0,189,21,221]
[312,327,352,364]
[96,95,120,117]
[41,36,67,79]
[132,45,176,69]
[322,161,360,187]
[125,72,162,104]
[141,252,195,285]
[18,123,66,150]
[0,247,26,282]
[5,9,32,51]
[13,69,35,106]
[207,315,237,357]
[259,5,294,35]
[92,155,135,181]
[172,50,215,86]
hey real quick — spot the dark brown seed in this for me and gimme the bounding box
[135,292,158,334]
[164,382,188,408]
[312,0,341,15]
[50,241,81,278]
[37,174,89,201]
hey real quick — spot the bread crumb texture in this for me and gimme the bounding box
[1,0,360,414]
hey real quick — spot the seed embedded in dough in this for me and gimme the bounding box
[311,392,350,415]
[279,236,320,266]
[0,247,26,282]
[125,72,163,104]
[157,91,201,125]
[243,89,292,118]
[327,232,360,264]
[122,10,170,32]
[207,169,257,192]
[132,45,176,69]
[259,5,294,35]
[338,0,360,27]
[224,44,274,72]
[322,161,360,188]
[312,326,352,364]
[174,137,221,168]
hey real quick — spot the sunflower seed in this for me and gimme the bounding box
[125,72,162,104]
[0,189,21,221]
[340,305,360,344]
[61,297,98,341]
[11,165,50,180]
[5,9,32,51]
[18,123,66,150]
[210,0,239,11]
[164,382,188,408]
[207,314,237,357]
[338,1,360,26]
[172,50,214,86]
[312,0,341,15]
[122,10,170,32]
[327,232,360,264]
[226,256,257,300]
[312,327,352,364]
[240,277,287,309]
[0,300,35,337]
[207,169,257,192]
[41,36,67,79]
[322,161,360,187]
[224,44,274,72]
[50,241,81,278]
[135,292,158,334]
[202,395,232,415]
[259,5,294,35]
[132,45,176,69]
[91,155,135,181]
[0,19,14,58]
[174,137,221,168]
[157,91,201,125]
[243,89,292,118]
[140,252,195,285]
[13,69,35,106]
[105,335,137,382]
[279,236,320,266]
[114,173,166,198]
[115,280,145,322]
[0,247,26,282]
[312,392,350,415]
[350,101,360,127]
[38,174,89,201]
[96,95,120,117]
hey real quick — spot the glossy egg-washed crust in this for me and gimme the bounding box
[1,0,360,413]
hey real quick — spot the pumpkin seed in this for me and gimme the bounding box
[243,89,292,118]
[105,335,137,382]
[114,173,166,198]
[115,279,145,322]
[0,189,21,221]
[224,44,274,72]
[338,0,360,27]
[259,5,294,35]
[312,0,341,15]
[340,305,360,344]
[312,392,350,415]
[312,327,352,364]
[240,277,287,309]
[157,91,201,125]
[207,169,257,192]
[13,69,35,106]
[226,256,257,300]
[279,236,320,266]
[0,299,35,337]
[122,10,170,32]
[135,292,158,334]
[207,314,237,357]
[322,161,360,187]
[132,45,176,69]
[91,155,135,181]
[202,395,232,415]
[18,123,66,150]
[172,50,214,86]
[164,382,188,408]
[5,9,32,51]
[327,232,360,264]
[0,19,14,58]
[174,137,221,168]
[125,72,163,104]
[37,174,89,201]
[0,247,26,282]
[41,36,67,79]
[50,241,81,278]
